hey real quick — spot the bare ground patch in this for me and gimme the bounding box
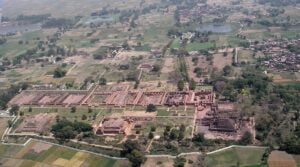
[213,53,233,70]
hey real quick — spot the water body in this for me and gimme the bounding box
[197,23,232,33]
[84,15,114,25]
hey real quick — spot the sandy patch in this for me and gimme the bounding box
[213,53,233,70]
[142,157,174,167]
[162,58,174,73]
[240,29,266,34]
[65,152,88,167]
[15,141,37,158]
[53,158,69,166]
[31,142,52,153]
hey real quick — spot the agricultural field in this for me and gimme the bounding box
[205,147,267,167]
[0,140,129,167]
[185,42,215,51]
[0,117,9,137]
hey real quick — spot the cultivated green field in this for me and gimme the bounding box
[205,147,267,167]
[0,140,129,167]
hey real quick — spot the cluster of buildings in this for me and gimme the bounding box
[178,3,229,24]
[250,39,300,72]
[9,85,215,107]
[178,4,212,23]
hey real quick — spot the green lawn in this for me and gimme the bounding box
[185,42,215,51]
[205,147,266,167]
[170,39,181,49]
[157,108,171,116]
[0,40,33,58]
[21,30,44,41]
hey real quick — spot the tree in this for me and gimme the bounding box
[239,131,253,145]
[169,129,179,140]
[10,105,19,116]
[127,150,146,167]
[88,107,93,113]
[146,104,156,112]
[28,107,32,112]
[189,79,196,90]
[152,64,161,73]
[148,132,154,139]
[151,126,156,132]
[174,157,186,167]
[71,106,76,113]
[123,140,140,153]
[122,41,130,50]
[53,67,66,78]
[178,124,186,141]
[99,78,107,85]
[7,120,13,128]
[134,80,140,89]
[177,80,184,91]
[192,133,205,146]
[81,114,87,120]
[223,65,233,76]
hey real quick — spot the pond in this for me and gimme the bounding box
[197,23,232,33]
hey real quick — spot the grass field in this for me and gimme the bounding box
[0,140,129,167]
[237,49,255,63]
[19,106,123,124]
[170,39,181,49]
[205,147,267,167]
[185,42,215,51]
[0,117,9,138]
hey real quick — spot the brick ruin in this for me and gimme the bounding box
[195,102,254,140]
[93,118,131,135]
[9,85,215,108]
[16,113,56,133]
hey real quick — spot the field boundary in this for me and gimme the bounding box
[206,145,268,155]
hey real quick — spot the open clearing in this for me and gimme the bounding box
[213,53,233,70]
[205,147,266,167]
[0,117,9,138]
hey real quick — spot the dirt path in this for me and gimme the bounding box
[191,107,197,138]
[145,139,154,153]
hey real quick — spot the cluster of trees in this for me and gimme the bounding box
[51,119,93,140]
[121,140,146,167]
[0,83,28,109]
[0,38,7,45]
[42,18,73,28]
[53,67,66,78]
[146,104,156,112]
[212,69,271,102]
[211,68,299,153]
[16,14,51,24]
[163,125,186,141]
[287,44,300,54]
[177,56,189,82]
[258,0,299,6]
